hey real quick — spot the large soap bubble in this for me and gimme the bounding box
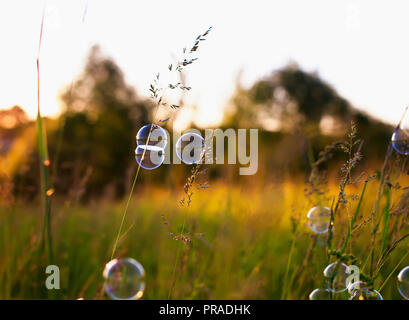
[135,124,166,169]
[176,132,205,165]
[397,266,409,300]
[103,258,146,300]
[323,262,350,293]
[307,206,331,234]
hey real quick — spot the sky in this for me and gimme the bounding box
[1,0,409,128]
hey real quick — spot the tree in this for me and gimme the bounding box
[224,63,387,135]
[223,63,393,172]
[52,46,151,198]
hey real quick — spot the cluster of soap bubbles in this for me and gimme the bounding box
[307,206,331,234]
[135,124,205,169]
[310,262,383,300]
[308,122,409,300]
[103,258,146,300]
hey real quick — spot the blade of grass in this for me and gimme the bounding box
[380,187,391,255]
[281,218,298,300]
[340,179,369,254]
[378,249,409,293]
[37,5,53,266]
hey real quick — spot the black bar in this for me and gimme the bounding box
[0,300,406,318]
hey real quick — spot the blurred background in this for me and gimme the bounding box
[1,0,405,199]
[1,0,409,300]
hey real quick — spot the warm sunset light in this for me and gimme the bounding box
[2,0,409,310]
[2,0,409,127]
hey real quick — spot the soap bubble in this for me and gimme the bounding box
[135,124,166,170]
[348,281,368,295]
[136,124,167,149]
[103,258,146,300]
[397,266,409,299]
[176,132,205,165]
[135,145,164,170]
[309,288,331,300]
[391,127,409,155]
[307,206,331,234]
[348,281,383,300]
[323,262,350,293]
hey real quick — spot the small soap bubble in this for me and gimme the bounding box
[176,132,205,165]
[103,258,145,300]
[397,266,409,300]
[309,288,331,300]
[307,206,331,234]
[348,281,368,295]
[323,262,350,293]
[391,127,409,155]
[136,124,167,149]
[348,282,383,300]
[135,145,164,170]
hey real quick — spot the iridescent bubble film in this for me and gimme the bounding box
[348,281,383,300]
[397,266,409,300]
[307,206,331,234]
[309,288,331,300]
[135,145,165,170]
[323,262,350,293]
[391,127,409,155]
[176,132,205,165]
[103,258,146,300]
[136,124,167,149]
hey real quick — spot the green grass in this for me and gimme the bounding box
[1,181,408,300]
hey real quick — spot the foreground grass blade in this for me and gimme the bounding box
[37,6,53,265]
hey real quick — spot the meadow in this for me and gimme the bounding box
[1,8,409,301]
[1,168,408,299]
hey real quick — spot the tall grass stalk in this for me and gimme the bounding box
[280,219,298,300]
[340,178,369,254]
[102,27,212,300]
[110,111,159,260]
[369,108,408,276]
[378,249,409,292]
[37,6,53,265]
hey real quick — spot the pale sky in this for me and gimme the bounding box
[1,0,409,128]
